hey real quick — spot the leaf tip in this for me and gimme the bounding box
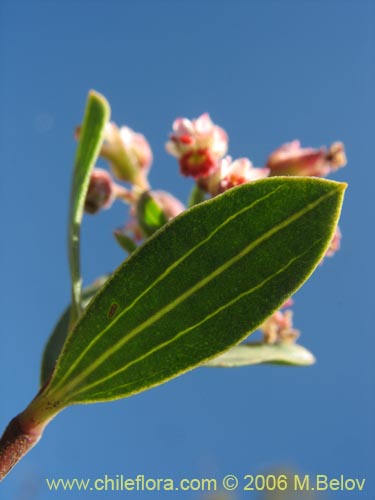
[300,348,316,366]
[88,89,111,119]
[335,180,348,193]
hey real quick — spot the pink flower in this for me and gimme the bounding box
[198,156,270,196]
[266,140,346,177]
[100,122,152,188]
[218,156,270,193]
[85,168,116,214]
[179,148,218,179]
[166,113,228,178]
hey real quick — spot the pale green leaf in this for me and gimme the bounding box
[206,342,316,367]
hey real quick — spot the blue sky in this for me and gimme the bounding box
[0,1,374,498]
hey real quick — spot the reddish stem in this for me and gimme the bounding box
[0,415,43,481]
[0,389,62,481]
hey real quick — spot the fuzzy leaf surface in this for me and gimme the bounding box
[44,178,345,405]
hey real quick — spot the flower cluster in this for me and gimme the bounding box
[165,113,272,196]
[81,111,347,346]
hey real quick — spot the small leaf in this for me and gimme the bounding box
[206,342,316,367]
[40,277,108,387]
[113,230,138,254]
[42,178,345,406]
[136,191,168,236]
[68,91,111,324]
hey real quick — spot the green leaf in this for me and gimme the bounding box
[40,277,109,387]
[136,191,168,236]
[68,91,111,325]
[206,342,315,367]
[113,230,138,254]
[42,178,345,406]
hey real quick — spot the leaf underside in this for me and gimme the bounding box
[44,177,345,406]
[205,342,316,367]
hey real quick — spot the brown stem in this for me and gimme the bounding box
[0,415,43,481]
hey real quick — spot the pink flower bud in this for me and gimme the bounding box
[150,191,185,220]
[325,142,347,170]
[85,168,116,214]
[218,156,270,193]
[100,122,152,188]
[118,125,153,171]
[260,309,300,345]
[166,113,228,179]
[266,140,346,177]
